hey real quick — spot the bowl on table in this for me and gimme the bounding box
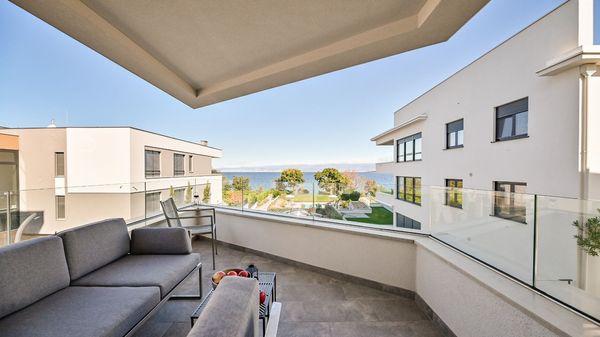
[211,268,250,289]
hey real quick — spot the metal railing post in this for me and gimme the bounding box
[5,191,11,245]
[532,194,538,287]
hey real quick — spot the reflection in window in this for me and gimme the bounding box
[446,119,464,149]
[445,179,463,208]
[396,133,422,162]
[396,176,421,205]
[396,212,421,230]
[494,181,527,223]
[496,98,528,141]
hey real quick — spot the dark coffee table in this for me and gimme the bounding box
[190,272,277,336]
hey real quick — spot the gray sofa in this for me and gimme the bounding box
[0,218,201,337]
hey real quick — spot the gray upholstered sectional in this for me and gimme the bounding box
[0,218,201,337]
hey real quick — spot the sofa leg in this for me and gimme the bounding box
[170,264,203,300]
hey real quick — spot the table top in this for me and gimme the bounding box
[191,272,276,320]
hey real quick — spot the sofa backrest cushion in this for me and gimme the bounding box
[57,218,130,281]
[0,236,70,319]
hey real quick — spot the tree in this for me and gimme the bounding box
[574,209,600,256]
[232,176,250,191]
[222,176,232,192]
[276,168,305,193]
[364,179,378,197]
[314,168,348,195]
[342,171,359,191]
[202,183,211,203]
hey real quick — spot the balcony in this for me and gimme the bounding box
[2,181,600,336]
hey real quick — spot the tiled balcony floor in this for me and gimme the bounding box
[133,238,443,337]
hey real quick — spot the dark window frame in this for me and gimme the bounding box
[446,119,464,149]
[174,153,185,176]
[445,179,463,209]
[396,176,422,205]
[396,133,422,163]
[145,150,161,177]
[396,212,421,230]
[55,195,65,220]
[55,152,65,177]
[495,98,528,142]
[493,181,527,224]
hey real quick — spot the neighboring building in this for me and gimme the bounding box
[372,0,600,231]
[1,127,222,235]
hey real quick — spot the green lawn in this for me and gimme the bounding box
[292,194,335,202]
[346,207,393,225]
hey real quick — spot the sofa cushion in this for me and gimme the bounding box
[72,253,200,297]
[0,286,160,337]
[189,276,259,337]
[57,218,130,281]
[130,227,192,254]
[0,236,70,319]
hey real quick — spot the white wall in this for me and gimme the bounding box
[66,128,132,192]
[379,1,582,230]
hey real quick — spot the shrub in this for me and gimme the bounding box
[340,191,361,201]
[316,205,343,220]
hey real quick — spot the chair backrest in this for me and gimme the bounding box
[160,198,182,227]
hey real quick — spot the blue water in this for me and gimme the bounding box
[221,171,393,191]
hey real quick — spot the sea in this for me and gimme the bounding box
[221,171,393,191]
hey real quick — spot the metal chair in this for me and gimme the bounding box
[160,198,216,270]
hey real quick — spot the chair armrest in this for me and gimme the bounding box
[265,302,281,337]
[189,277,259,337]
[130,227,192,254]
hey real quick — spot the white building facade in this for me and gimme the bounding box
[373,0,600,232]
[2,127,222,234]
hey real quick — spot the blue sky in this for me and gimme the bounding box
[0,1,569,168]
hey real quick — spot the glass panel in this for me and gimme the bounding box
[515,111,528,136]
[397,141,404,162]
[405,178,414,202]
[430,186,535,284]
[415,178,421,204]
[448,132,456,147]
[496,116,513,139]
[405,139,414,161]
[397,177,405,200]
[536,195,600,321]
[414,137,422,160]
[55,153,65,177]
[457,130,464,146]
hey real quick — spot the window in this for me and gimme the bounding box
[396,176,421,205]
[396,133,422,162]
[494,182,527,223]
[145,150,161,177]
[145,192,161,216]
[445,179,463,208]
[174,154,185,176]
[189,155,193,173]
[55,196,65,220]
[495,98,528,141]
[446,119,464,149]
[396,213,421,230]
[55,152,65,177]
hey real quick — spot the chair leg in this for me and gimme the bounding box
[214,225,218,255]
[211,233,216,271]
[198,264,203,299]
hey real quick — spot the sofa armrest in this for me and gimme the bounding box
[188,277,259,337]
[130,227,192,254]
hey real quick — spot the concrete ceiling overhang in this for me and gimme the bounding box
[10,0,488,109]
